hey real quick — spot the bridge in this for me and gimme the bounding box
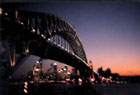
[0,6,92,81]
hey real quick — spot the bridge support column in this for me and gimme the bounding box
[80,70,93,86]
[0,41,10,95]
[75,69,80,85]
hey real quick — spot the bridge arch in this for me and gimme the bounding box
[1,8,92,76]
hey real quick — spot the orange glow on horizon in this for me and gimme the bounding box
[89,54,140,76]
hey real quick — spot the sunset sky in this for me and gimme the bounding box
[16,2,140,76]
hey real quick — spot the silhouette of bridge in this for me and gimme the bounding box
[1,6,92,79]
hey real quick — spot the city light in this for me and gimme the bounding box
[0,8,2,15]
[24,82,28,93]
[36,61,40,64]
[10,57,15,67]
[63,68,67,71]
[10,48,16,67]
[4,12,8,16]
[20,22,24,25]
[48,38,50,41]
[31,28,35,33]
[53,63,57,65]
[91,78,95,82]
[24,89,28,93]
[41,34,46,39]
[35,68,40,72]
[25,46,29,53]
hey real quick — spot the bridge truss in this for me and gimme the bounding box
[0,6,92,78]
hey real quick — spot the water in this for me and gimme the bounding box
[93,83,140,95]
[8,82,140,95]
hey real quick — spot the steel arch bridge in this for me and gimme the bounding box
[1,7,92,78]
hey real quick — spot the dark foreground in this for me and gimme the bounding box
[9,82,100,95]
[9,82,140,95]
[93,83,140,95]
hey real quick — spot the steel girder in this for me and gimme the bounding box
[1,8,88,64]
[21,10,87,63]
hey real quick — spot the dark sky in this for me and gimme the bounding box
[14,2,140,75]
